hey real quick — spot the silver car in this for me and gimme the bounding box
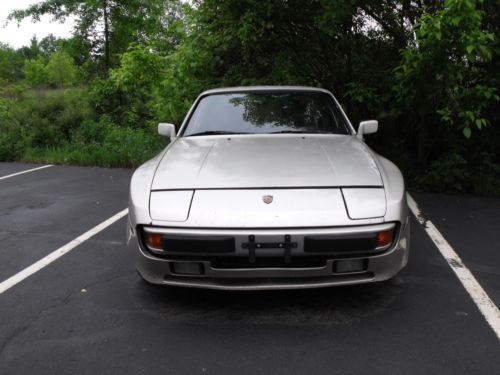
[127,86,410,290]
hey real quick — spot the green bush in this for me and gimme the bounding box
[1,88,91,157]
[14,89,93,148]
[0,119,24,160]
[415,151,500,196]
[72,118,111,145]
[0,86,167,168]
[46,51,78,88]
[23,121,167,168]
[23,57,48,87]
[473,153,500,196]
[416,153,471,192]
[91,46,166,130]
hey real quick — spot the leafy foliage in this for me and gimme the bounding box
[46,52,79,87]
[91,45,166,128]
[0,44,24,83]
[8,0,184,72]
[1,0,499,194]
[395,0,498,140]
[0,89,166,167]
[23,57,49,86]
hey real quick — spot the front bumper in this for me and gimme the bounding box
[127,221,410,290]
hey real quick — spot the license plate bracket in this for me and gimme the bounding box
[242,235,298,263]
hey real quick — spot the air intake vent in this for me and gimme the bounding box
[304,236,378,254]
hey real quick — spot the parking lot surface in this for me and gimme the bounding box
[0,162,499,374]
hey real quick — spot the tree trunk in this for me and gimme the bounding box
[103,0,110,73]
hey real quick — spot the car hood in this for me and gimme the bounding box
[151,134,383,190]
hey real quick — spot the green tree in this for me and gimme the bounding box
[394,0,498,165]
[153,0,422,123]
[92,45,165,128]
[0,43,23,83]
[17,36,42,60]
[23,57,48,87]
[2,0,499,194]
[9,0,184,73]
[46,51,78,87]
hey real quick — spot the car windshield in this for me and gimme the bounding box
[182,91,352,136]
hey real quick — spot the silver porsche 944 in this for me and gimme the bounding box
[127,86,410,290]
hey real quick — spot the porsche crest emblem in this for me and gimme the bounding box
[262,195,273,204]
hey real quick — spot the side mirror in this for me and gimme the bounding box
[357,120,378,139]
[158,123,176,140]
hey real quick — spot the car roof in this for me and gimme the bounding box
[200,86,332,96]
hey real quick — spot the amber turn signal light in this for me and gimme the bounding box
[145,232,164,251]
[376,229,394,248]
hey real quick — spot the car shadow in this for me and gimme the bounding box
[135,277,405,326]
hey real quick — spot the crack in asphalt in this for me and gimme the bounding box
[0,292,74,359]
[0,272,129,360]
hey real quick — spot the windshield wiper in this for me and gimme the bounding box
[186,131,249,137]
[269,130,307,134]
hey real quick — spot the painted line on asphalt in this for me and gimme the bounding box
[0,165,54,181]
[0,208,129,295]
[407,193,500,340]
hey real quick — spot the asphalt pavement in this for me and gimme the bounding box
[0,162,498,375]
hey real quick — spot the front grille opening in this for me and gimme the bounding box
[164,235,236,254]
[304,236,377,253]
[139,227,237,256]
[211,256,327,269]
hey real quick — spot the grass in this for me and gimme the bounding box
[21,140,167,169]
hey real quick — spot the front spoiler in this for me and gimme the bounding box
[127,221,410,290]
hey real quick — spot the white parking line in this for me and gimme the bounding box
[407,193,500,340]
[0,165,54,181]
[0,208,128,295]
